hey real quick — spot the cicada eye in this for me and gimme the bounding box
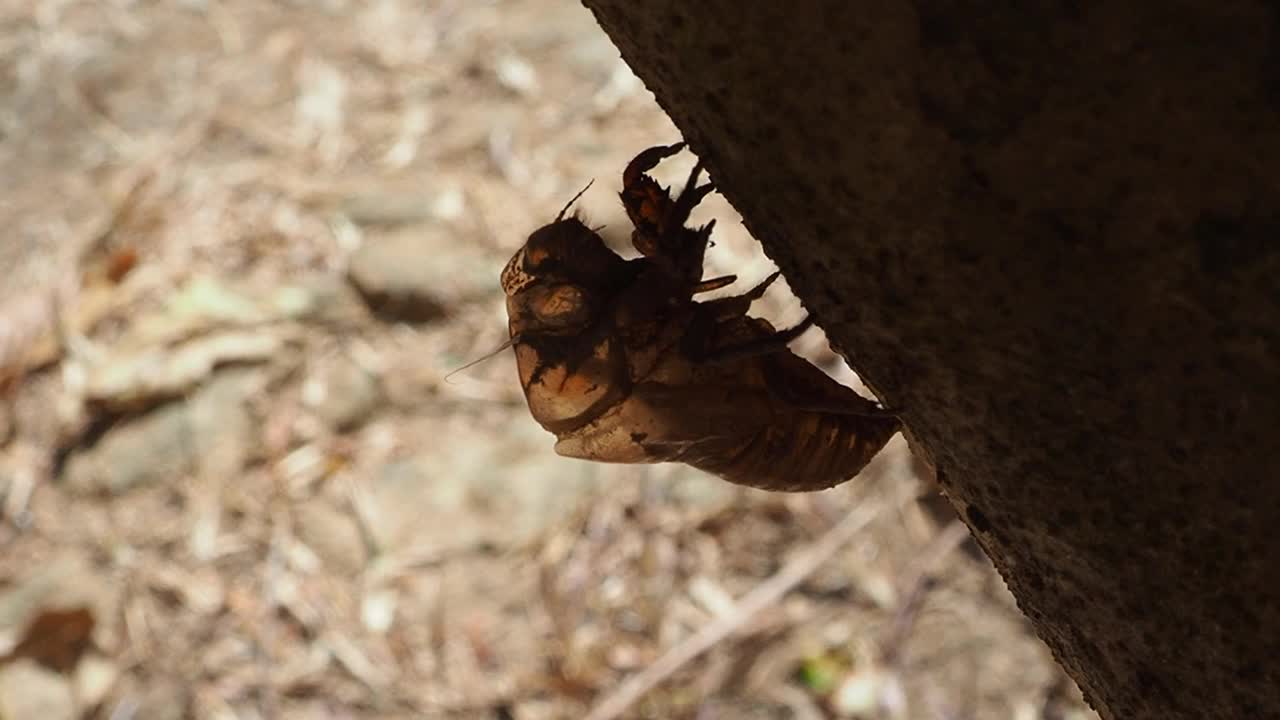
[530,283,591,328]
[501,248,534,296]
[506,281,596,337]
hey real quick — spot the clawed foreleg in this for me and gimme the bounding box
[668,160,715,230]
[621,143,717,286]
[622,142,685,189]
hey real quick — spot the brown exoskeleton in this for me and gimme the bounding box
[501,143,900,491]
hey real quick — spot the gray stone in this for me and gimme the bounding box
[0,400,12,447]
[272,273,369,327]
[303,356,381,432]
[188,369,259,478]
[131,677,190,720]
[347,233,449,323]
[0,660,76,720]
[294,500,367,574]
[346,229,494,324]
[63,368,259,495]
[62,401,192,495]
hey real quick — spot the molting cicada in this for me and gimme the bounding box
[500,144,899,491]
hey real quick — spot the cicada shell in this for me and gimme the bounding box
[501,143,900,492]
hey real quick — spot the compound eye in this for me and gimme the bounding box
[532,284,591,328]
[501,249,532,296]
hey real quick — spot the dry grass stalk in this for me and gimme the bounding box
[584,495,891,720]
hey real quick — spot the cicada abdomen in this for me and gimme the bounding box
[500,143,900,492]
[548,305,900,491]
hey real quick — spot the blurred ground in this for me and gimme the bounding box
[0,1,1096,719]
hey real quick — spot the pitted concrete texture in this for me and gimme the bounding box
[581,2,1280,718]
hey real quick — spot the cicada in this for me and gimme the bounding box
[500,143,900,492]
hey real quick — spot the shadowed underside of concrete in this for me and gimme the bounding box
[580,2,1280,718]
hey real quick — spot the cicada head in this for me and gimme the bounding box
[501,218,630,338]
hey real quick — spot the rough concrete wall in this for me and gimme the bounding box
[579,2,1280,719]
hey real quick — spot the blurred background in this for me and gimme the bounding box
[0,1,1095,718]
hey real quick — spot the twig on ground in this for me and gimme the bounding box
[584,496,891,720]
[880,520,972,666]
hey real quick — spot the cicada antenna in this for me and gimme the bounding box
[555,180,595,221]
[443,336,519,383]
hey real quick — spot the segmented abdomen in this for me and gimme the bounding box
[685,410,901,492]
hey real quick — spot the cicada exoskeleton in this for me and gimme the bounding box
[501,144,899,491]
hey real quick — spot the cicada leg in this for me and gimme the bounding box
[698,272,780,319]
[622,142,685,189]
[738,324,902,418]
[682,287,813,364]
[760,355,902,418]
[699,315,816,364]
[621,143,717,289]
[691,274,737,294]
[668,160,716,230]
[685,271,783,349]
[620,144,684,247]
[662,160,716,283]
